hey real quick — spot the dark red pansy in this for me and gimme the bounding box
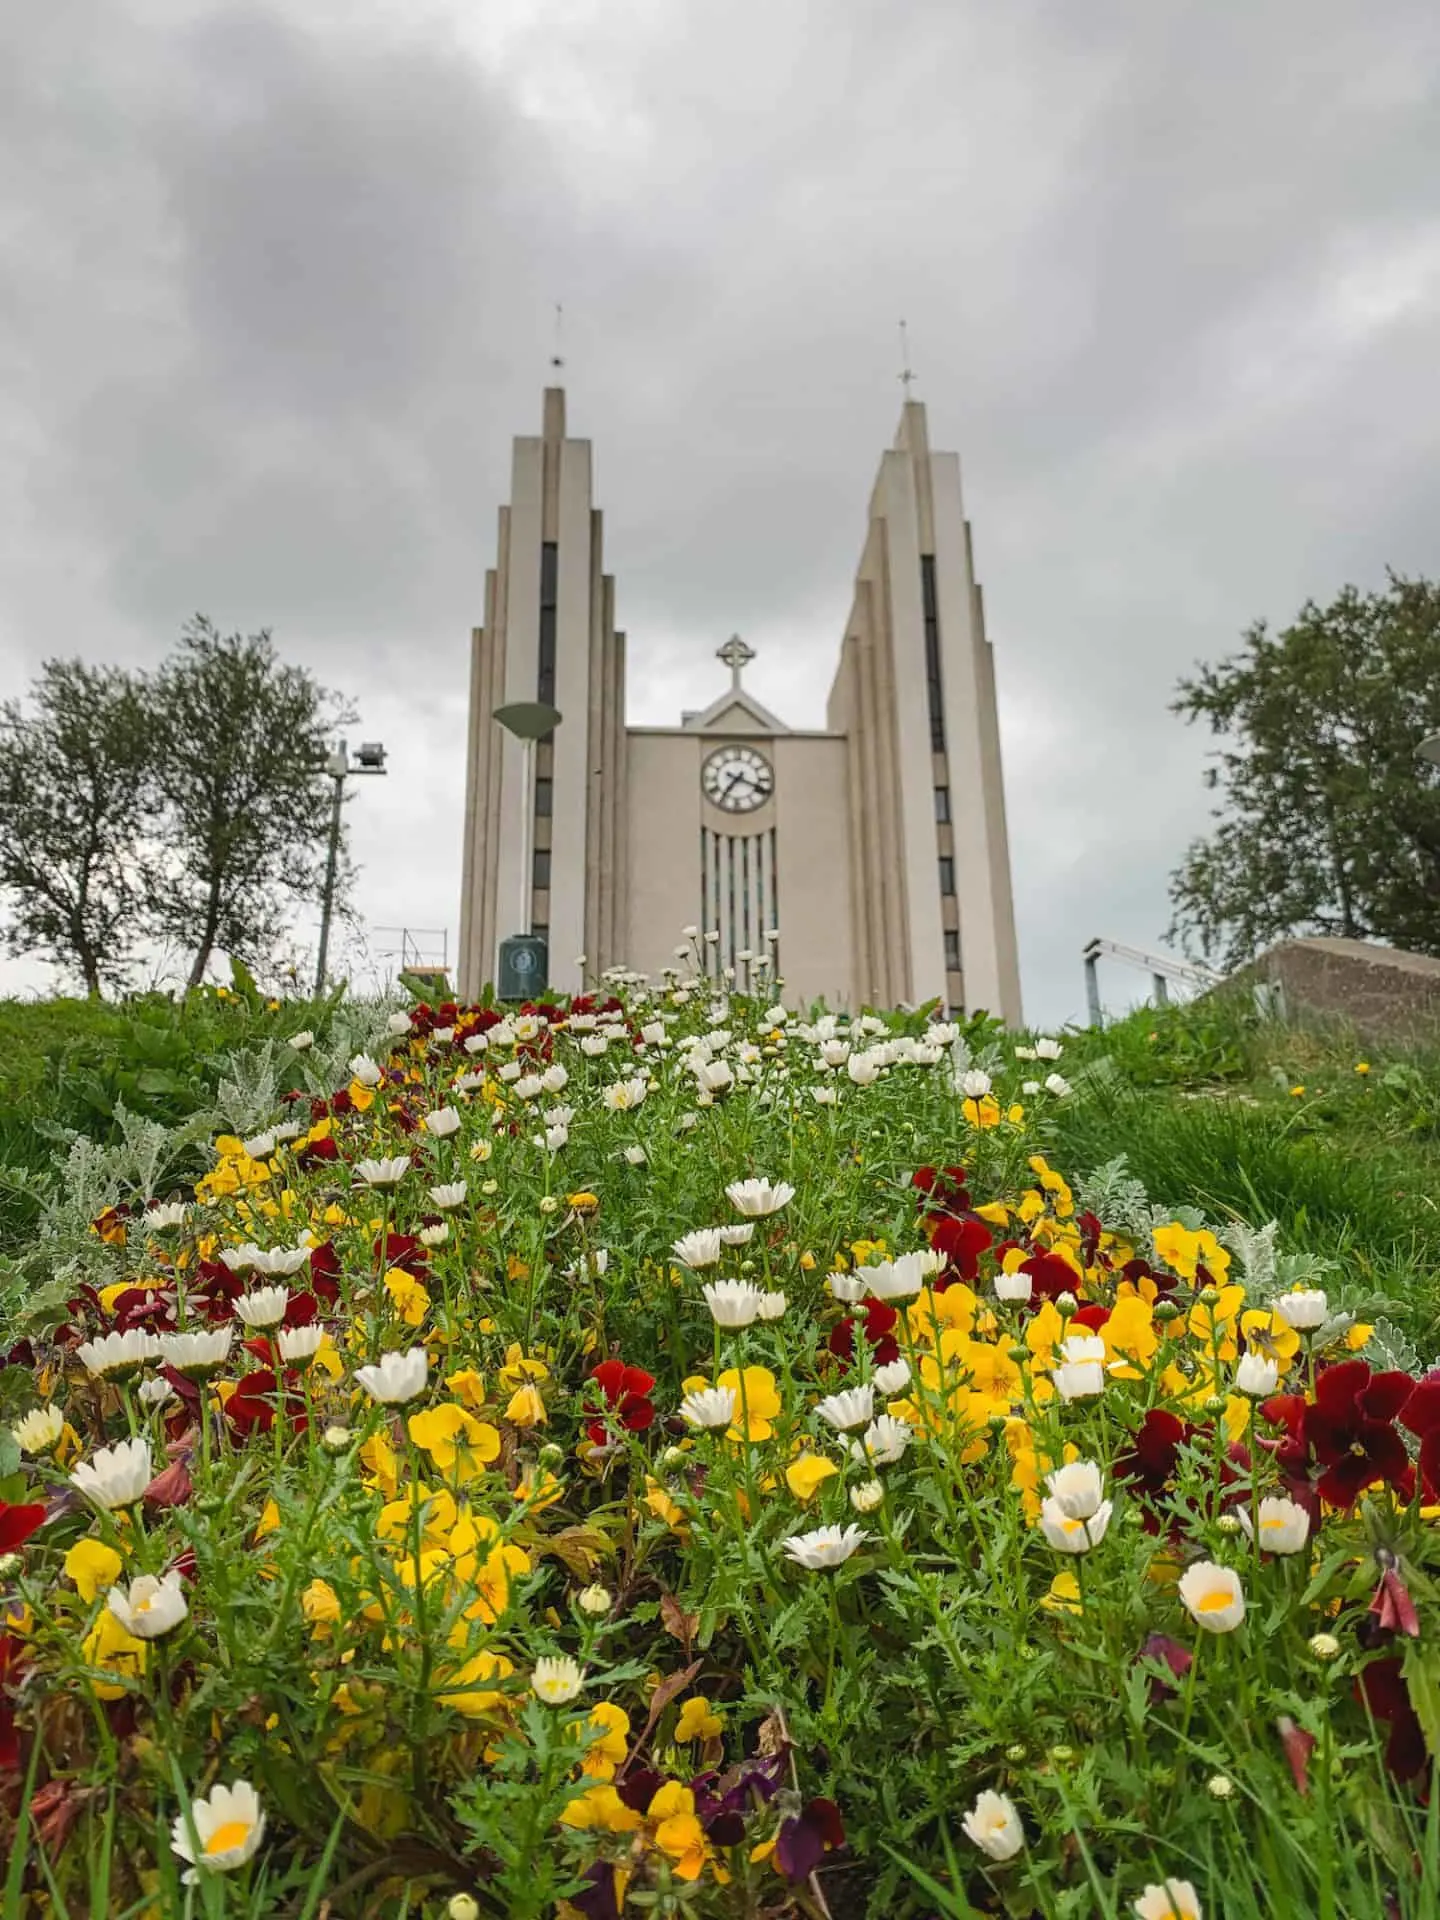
[0,1503,46,1554]
[775,1797,846,1883]
[1115,1410,1192,1529]
[297,1134,339,1169]
[929,1214,992,1281]
[1137,1631,1193,1702]
[113,1287,176,1334]
[1302,1360,1414,1507]
[1021,1251,1081,1304]
[1071,1304,1111,1332]
[376,1231,429,1275]
[616,1767,664,1813]
[1358,1658,1428,1781]
[586,1360,656,1446]
[0,1633,25,1771]
[329,1089,354,1117]
[309,1243,343,1305]
[1077,1211,1104,1266]
[1400,1374,1440,1501]
[224,1369,307,1439]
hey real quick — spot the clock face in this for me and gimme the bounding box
[702,744,774,813]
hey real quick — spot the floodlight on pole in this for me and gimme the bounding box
[315,736,387,995]
[493,702,562,996]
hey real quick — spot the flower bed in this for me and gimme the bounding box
[2,975,1439,1919]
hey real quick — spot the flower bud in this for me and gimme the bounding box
[1007,1345,1031,1366]
[1004,1743,1026,1763]
[449,1898,481,1920]
[850,1479,883,1513]
[1203,1394,1228,1415]
[1152,1300,1185,1323]
[539,1196,559,1215]
[0,1552,22,1581]
[1309,1631,1341,1661]
[1199,1285,1221,1307]
[1049,1745,1075,1764]
[1207,1774,1234,1799]
[577,1584,612,1616]
[1055,1292,1078,1317]
[322,1425,353,1453]
[1216,1512,1241,1534]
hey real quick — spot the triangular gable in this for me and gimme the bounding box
[681,689,788,734]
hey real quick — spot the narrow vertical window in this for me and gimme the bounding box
[939,855,955,896]
[921,556,945,753]
[944,928,961,972]
[934,785,950,823]
[538,541,558,712]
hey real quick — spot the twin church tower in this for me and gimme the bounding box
[458,389,1021,1021]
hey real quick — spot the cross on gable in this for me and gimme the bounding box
[717,633,755,690]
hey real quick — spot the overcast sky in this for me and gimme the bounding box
[3,0,1438,1026]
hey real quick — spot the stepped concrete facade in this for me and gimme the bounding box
[458,389,1022,1021]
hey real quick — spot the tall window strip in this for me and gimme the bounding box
[538,542,558,710]
[920,555,946,754]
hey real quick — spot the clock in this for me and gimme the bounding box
[702,744,774,813]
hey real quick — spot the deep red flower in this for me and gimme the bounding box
[928,1214,992,1281]
[0,1632,28,1772]
[1071,1304,1111,1333]
[296,1134,339,1169]
[913,1164,971,1216]
[1114,1410,1192,1529]
[1122,1254,1176,1297]
[1371,1561,1421,1639]
[1302,1360,1414,1507]
[309,1242,343,1305]
[0,1502,46,1554]
[1137,1631,1193,1702]
[586,1360,656,1446]
[224,1369,307,1439]
[1400,1372,1440,1500]
[143,1460,193,1511]
[829,1298,900,1368]
[113,1287,177,1334]
[1077,1211,1105,1267]
[775,1797,845,1883]
[1276,1714,1316,1795]
[1020,1251,1081,1304]
[1358,1658,1428,1781]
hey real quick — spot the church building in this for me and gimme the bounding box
[457,389,1022,1021]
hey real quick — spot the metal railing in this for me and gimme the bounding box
[1082,937,1223,1026]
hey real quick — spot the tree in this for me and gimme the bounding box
[148,617,354,987]
[0,661,158,995]
[1169,573,1440,970]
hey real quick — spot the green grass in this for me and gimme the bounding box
[1053,991,1440,1349]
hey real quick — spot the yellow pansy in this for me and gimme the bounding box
[499,1347,551,1391]
[1238,1308,1301,1369]
[65,1537,123,1603]
[408,1404,501,1477]
[644,1476,688,1532]
[385,1268,431,1327]
[785,1452,839,1501]
[648,1782,707,1879]
[674,1696,725,1742]
[82,1609,148,1698]
[1043,1570,1082,1614]
[360,1432,401,1498]
[581,1702,630,1779]
[1028,1156,1074,1216]
[963,1094,1001,1129]
[446,1368,487,1408]
[506,1383,548,1427]
[717,1366,781,1442]
[302,1579,341,1632]
[513,1466,565,1510]
[1102,1294,1159,1372]
[1153,1222,1231,1285]
[561,1784,643,1833]
[1187,1284,1245,1358]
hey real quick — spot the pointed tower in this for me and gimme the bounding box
[457,390,628,999]
[827,399,1021,1020]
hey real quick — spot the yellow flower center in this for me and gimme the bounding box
[205,1819,251,1855]
[1196,1588,1233,1613]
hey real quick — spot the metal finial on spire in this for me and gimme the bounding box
[898,317,916,392]
[551,302,564,372]
[717,633,755,692]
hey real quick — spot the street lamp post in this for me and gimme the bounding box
[315,738,387,995]
[493,701,562,996]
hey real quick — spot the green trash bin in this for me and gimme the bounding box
[498,934,548,1000]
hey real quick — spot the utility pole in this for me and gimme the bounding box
[315,737,387,994]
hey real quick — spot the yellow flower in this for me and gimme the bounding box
[644,1476,688,1532]
[499,1347,551,1392]
[567,1191,600,1215]
[438,1647,515,1717]
[1187,1284,1245,1358]
[385,1268,431,1327]
[408,1404,501,1477]
[348,1081,376,1110]
[674,1696,725,1742]
[785,1452,839,1501]
[506,1384,548,1427]
[648,1782,707,1879]
[1102,1294,1158,1372]
[1027,1156,1074,1217]
[581,1702,630,1778]
[561,1784,642,1833]
[963,1094,1001,1129]
[65,1537,123,1603]
[1239,1308,1301,1369]
[1355,1061,1371,1075]
[1043,1570,1082,1614]
[446,1368,487,1409]
[82,1609,148,1698]
[1347,1323,1374,1351]
[360,1432,401,1498]
[717,1366,782,1442]
[1154,1223,1231,1286]
[302,1579,341,1631]
[255,1499,282,1540]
